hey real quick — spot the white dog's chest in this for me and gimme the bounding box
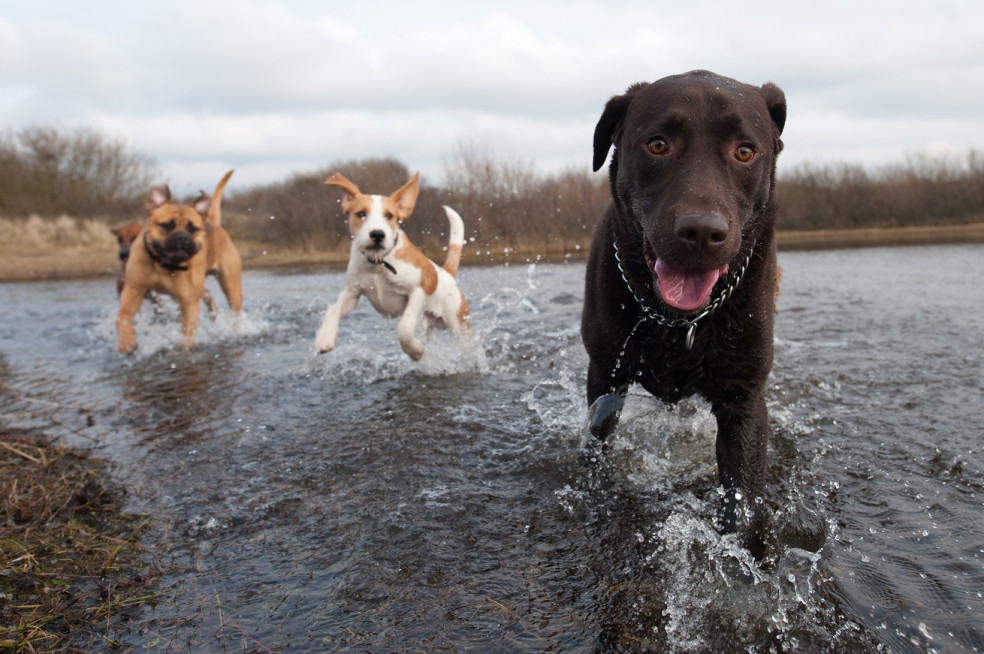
[361,276,409,317]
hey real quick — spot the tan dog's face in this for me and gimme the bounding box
[143,185,211,270]
[324,172,419,264]
[111,222,144,263]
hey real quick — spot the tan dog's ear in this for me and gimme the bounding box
[390,172,420,220]
[147,185,171,212]
[324,173,362,213]
[193,191,211,217]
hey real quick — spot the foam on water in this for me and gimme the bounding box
[95,299,271,359]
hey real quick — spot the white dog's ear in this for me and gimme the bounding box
[391,172,420,220]
[325,172,362,213]
[147,185,171,212]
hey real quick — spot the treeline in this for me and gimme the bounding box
[225,145,608,258]
[3,126,984,255]
[0,126,155,218]
[780,151,984,230]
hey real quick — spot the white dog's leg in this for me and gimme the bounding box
[315,288,360,353]
[397,288,427,361]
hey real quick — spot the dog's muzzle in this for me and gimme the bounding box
[147,231,200,270]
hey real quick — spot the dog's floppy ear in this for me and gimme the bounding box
[390,172,420,220]
[146,185,171,212]
[760,82,786,135]
[193,191,211,217]
[592,83,646,172]
[324,172,362,213]
[759,82,786,154]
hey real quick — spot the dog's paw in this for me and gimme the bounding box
[117,334,137,354]
[314,336,335,354]
[399,338,425,361]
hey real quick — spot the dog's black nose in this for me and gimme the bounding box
[369,230,386,244]
[674,212,730,252]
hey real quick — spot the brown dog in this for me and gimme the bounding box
[116,170,242,353]
[112,222,216,314]
[582,71,786,556]
[111,222,144,296]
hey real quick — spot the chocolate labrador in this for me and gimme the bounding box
[581,70,786,556]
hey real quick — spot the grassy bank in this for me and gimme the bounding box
[0,431,157,651]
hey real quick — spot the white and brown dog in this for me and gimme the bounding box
[315,172,469,361]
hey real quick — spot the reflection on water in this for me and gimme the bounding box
[0,247,982,651]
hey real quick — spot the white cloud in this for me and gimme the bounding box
[2,0,984,194]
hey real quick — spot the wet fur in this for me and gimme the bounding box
[581,70,786,556]
[116,170,242,353]
[314,172,469,361]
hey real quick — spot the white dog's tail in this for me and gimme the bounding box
[441,205,465,277]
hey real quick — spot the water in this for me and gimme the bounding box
[1,245,982,652]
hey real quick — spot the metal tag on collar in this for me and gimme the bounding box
[685,323,696,350]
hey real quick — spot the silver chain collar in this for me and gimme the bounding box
[613,240,752,350]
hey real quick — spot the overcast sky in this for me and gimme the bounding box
[2,0,983,195]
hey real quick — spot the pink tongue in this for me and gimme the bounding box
[654,258,724,311]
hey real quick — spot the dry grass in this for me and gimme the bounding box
[777,222,984,250]
[0,430,157,651]
[1,214,982,284]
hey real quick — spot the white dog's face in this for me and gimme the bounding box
[350,195,400,263]
[325,172,420,265]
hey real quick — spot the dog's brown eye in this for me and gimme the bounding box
[187,223,200,233]
[647,139,669,156]
[162,220,175,232]
[735,145,755,162]
[385,212,394,220]
[356,211,367,220]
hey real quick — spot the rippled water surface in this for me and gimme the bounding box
[1,245,982,652]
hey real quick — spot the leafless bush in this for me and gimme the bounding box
[0,126,156,218]
[8,122,982,256]
[227,157,455,256]
[778,150,984,230]
[442,143,607,258]
[229,146,609,260]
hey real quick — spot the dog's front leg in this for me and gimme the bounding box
[178,299,201,350]
[116,284,146,353]
[315,288,360,353]
[397,288,427,361]
[586,358,630,440]
[712,389,770,557]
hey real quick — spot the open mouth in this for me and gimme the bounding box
[643,237,729,312]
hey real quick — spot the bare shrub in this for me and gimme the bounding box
[227,157,459,258]
[0,126,156,218]
[778,150,984,230]
[443,142,607,258]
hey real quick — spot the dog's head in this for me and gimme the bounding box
[142,185,212,271]
[593,70,786,312]
[325,172,420,264]
[111,222,144,263]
